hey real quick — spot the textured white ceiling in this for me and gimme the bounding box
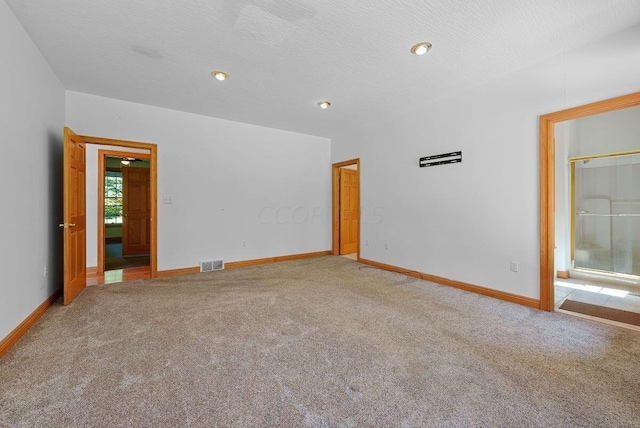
[6,0,640,138]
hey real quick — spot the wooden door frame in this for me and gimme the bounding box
[539,91,640,311]
[332,158,360,259]
[97,149,152,274]
[82,135,159,278]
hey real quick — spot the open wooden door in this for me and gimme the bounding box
[122,167,151,256]
[339,168,359,254]
[62,127,87,305]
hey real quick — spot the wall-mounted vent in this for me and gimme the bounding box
[200,259,224,272]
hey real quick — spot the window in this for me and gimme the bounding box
[105,170,123,224]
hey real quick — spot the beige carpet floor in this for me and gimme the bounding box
[1,256,639,427]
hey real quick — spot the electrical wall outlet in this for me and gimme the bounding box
[163,195,173,204]
[43,265,47,277]
[510,261,519,272]
[365,240,369,246]
[242,240,247,247]
[384,242,389,250]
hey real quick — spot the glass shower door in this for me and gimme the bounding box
[573,154,640,277]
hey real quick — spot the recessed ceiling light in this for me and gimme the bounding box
[410,42,432,55]
[317,101,331,109]
[211,71,228,81]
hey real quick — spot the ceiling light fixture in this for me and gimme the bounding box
[211,71,228,81]
[120,157,140,166]
[317,101,331,109]
[410,42,432,55]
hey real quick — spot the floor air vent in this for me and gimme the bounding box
[200,259,224,272]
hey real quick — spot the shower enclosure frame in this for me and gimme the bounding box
[570,149,640,279]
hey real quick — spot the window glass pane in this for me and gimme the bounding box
[105,171,123,224]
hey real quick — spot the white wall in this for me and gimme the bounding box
[66,92,332,271]
[554,123,568,272]
[576,105,640,156]
[85,144,149,267]
[331,24,640,300]
[0,0,65,340]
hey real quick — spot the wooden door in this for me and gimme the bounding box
[62,127,87,305]
[340,168,359,254]
[122,167,151,256]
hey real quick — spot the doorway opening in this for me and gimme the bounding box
[97,150,151,277]
[539,91,640,322]
[62,127,158,304]
[332,159,360,260]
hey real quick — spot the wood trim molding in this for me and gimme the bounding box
[539,91,640,312]
[81,135,156,150]
[556,271,570,279]
[156,266,200,278]
[225,250,332,269]
[155,251,332,278]
[332,159,360,257]
[332,167,339,255]
[539,114,554,312]
[0,288,61,359]
[150,146,158,278]
[97,149,151,275]
[97,152,105,274]
[81,135,158,279]
[359,258,540,309]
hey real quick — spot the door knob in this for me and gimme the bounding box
[58,223,77,228]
